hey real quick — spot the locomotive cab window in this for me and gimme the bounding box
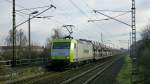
[52,42,70,49]
[51,42,71,56]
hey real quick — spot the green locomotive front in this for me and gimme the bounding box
[50,39,77,65]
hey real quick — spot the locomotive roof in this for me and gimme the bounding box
[52,39,110,48]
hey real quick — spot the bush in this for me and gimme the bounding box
[137,25,150,84]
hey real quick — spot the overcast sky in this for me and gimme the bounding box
[0,0,150,48]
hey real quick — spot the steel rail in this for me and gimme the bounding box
[83,56,121,84]
[60,60,111,84]
[61,56,121,84]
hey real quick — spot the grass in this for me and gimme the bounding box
[0,66,45,83]
[116,55,132,84]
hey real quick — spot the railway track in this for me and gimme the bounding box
[4,56,121,84]
[60,56,120,84]
[60,61,110,84]
[26,60,108,84]
[3,61,96,84]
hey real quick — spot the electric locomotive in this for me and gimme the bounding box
[49,38,113,66]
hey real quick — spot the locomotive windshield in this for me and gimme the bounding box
[51,42,71,56]
[53,42,70,49]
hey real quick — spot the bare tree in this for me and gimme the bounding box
[141,25,150,40]
[43,28,64,57]
[5,29,27,46]
[45,28,64,48]
[16,29,27,47]
[51,28,63,40]
[5,29,14,46]
[3,29,27,60]
[136,24,150,84]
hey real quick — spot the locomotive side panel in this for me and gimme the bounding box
[75,41,93,62]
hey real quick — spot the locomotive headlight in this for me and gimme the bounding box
[67,57,69,59]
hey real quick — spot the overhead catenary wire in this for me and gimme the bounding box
[16,4,56,28]
[93,10,132,27]
[4,0,55,27]
[4,0,53,14]
[66,0,113,40]
[49,0,76,27]
[16,5,50,12]
[65,0,106,40]
[81,0,94,11]
[68,0,89,17]
[80,0,113,36]
[16,12,27,17]
[88,12,130,22]
[57,0,75,24]
[81,0,131,37]
[16,11,29,15]
[95,9,131,13]
[51,0,94,39]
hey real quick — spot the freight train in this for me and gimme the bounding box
[49,38,120,67]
